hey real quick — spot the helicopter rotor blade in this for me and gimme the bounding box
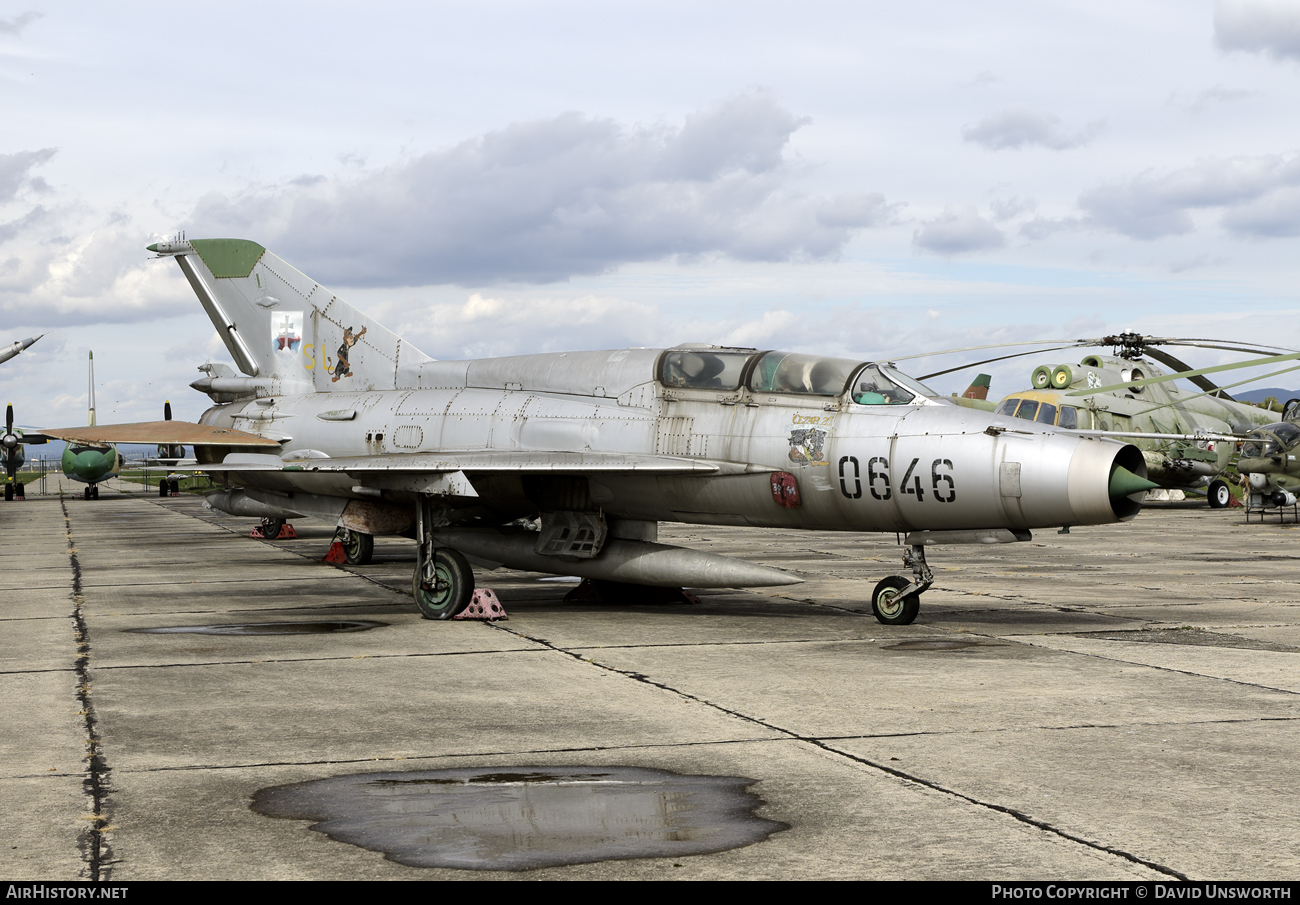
[1130,362,1300,418]
[1154,339,1298,357]
[917,345,1087,381]
[1068,349,1300,397]
[888,340,1084,363]
[1141,347,1233,400]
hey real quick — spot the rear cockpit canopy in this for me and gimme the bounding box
[658,348,932,404]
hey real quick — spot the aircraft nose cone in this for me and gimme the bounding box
[1109,465,1160,498]
[72,450,109,482]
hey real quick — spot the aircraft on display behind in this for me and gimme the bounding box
[0,334,42,367]
[1058,354,1300,514]
[938,334,1286,508]
[56,351,123,500]
[64,236,1154,627]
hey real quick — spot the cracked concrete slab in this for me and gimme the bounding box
[3,489,1298,880]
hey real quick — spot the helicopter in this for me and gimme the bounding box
[912,333,1290,508]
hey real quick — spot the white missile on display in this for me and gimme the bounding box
[0,335,43,366]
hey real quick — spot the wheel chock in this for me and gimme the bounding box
[250,524,299,540]
[453,588,508,621]
[322,541,348,563]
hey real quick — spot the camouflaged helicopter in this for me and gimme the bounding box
[42,238,1161,626]
[920,333,1287,508]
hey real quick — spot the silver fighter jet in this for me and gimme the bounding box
[146,238,1155,625]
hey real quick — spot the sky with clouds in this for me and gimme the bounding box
[2,0,1300,429]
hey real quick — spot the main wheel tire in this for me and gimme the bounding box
[3,484,11,502]
[260,518,285,539]
[413,547,473,620]
[342,530,374,565]
[871,576,921,626]
[91,485,99,500]
[158,482,168,498]
[83,486,90,501]
[1208,479,1232,509]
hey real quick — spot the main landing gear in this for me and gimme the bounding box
[871,543,933,626]
[413,537,473,620]
[1207,479,1233,509]
[338,527,374,565]
[82,484,99,500]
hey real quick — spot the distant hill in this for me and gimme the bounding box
[1231,387,1300,404]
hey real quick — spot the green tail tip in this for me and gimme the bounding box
[972,373,992,388]
[1109,466,1160,498]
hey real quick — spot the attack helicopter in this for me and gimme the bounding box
[46,236,1153,628]
[913,333,1288,508]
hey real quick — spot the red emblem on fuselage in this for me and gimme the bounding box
[771,471,801,509]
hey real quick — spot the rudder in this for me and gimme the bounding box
[152,237,432,391]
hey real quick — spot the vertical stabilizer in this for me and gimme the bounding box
[88,351,96,426]
[150,238,433,392]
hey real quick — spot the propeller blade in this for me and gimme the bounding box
[1141,347,1233,400]
[5,403,11,434]
[164,400,172,421]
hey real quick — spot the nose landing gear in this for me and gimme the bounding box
[871,544,933,626]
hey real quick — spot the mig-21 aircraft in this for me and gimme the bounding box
[75,237,1158,626]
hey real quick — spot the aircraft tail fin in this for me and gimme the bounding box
[88,351,96,426]
[150,238,432,392]
[962,373,992,401]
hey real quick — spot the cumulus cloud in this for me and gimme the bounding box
[1215,0,1300,62]
[0,148,55,204]
[186,93,898,287]
[373,292,663,360]
[1181,85,1258,114]
[0,11,41,35]
[962,108,1103,151]
[1079,153,1300,239]
[912,206,1005,254]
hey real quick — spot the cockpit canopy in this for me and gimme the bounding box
[658,349,930,405]
[1242,422,1300,459]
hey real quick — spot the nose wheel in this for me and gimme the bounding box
[871,544,933,626]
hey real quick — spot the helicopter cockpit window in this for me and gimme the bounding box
[749,351,860,397]
[660,351,750,390]
[1035,403,1058,425]
[850,365,916,405]
[1013,400,1039,422]
[1058,406,1078,429]
[1275,422,1300,448]
[995,398,1019,417]
[1245,423,1300,458]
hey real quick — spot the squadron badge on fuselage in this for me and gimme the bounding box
[788,427,828,466]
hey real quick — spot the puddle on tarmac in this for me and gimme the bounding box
[127,620,387,635]
[251,766,787,870]
[884,639,985,651]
